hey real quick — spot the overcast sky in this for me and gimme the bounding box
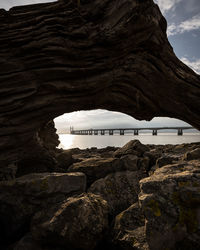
[1,0,199,131]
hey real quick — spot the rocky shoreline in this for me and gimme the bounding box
[0,140,200,250]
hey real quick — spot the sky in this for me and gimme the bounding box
[1,0,200,132]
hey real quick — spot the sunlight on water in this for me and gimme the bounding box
[58,133,200,149]
[58,134,75,149]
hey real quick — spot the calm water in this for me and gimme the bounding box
[58,133,200,149]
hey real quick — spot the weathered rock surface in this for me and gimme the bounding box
[0,0,200,165]
[114,140,149,158]
[112,202,149,250]
[56,149,75,170]
[16,153,57,177]
[156,154,180,168]
[139,161,200,250]
[89,170,146,215]
[68,153,149,187]
[0,172,86,246]
[38,120,60,154]
[119,155,139,171]
[183,147,200,161]
[1,140,200,249]
[68,157,123,186]
[31,193,108,250]
[144,148,163,167]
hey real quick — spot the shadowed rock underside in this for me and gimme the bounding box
[0,0,199,165]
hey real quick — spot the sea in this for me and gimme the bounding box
[58,133,200,150]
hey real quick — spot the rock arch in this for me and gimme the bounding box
[0,0,200,165]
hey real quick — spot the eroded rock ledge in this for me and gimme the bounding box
[0,140,200,249]
[0,0,200,166]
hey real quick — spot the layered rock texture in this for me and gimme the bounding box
[0,0,200,248]
[0,0,200,166]
[1,139,200,249]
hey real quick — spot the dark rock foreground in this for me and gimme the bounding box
[0,139,200,250]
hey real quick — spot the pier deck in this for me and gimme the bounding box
[70,126,193,136]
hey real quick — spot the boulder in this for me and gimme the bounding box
[119,155,139,171]
[138,157,150,172]
[15,138,58,177]
[0,172,86,246]
[114,140,149,158]
[68,157,122,186]
[112,202,149,250]
[120,154,150,173]
[156,154,180,168]
[144,148,163,168]
[89,170,146,216]
[139,160,200,250]
[56,150,74,170]
[31,193,108,250]
[183,148,200,161]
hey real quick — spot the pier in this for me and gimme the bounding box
[70,126,193,136]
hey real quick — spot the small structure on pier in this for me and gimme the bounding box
[70,126,193,136]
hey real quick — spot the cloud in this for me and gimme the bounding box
[54,109,189,133]
[181,57,200,74]
[154,0,182,14]
[168,14,200,36]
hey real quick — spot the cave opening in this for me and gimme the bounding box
[53,109,200,150]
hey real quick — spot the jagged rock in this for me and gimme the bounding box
[0,0,200,165]
[119,155,139,171]
[89,170,146,215]
[139,161,200,250]
[144,148,163,167]
[14,121,61,177]
[0,172,86,246]
[15,125,60,177]
[156,154,180,168]
[165,143,200,155]
[68,157,122,185]
[56,149,74,170]
[121,155,150,172]
[183,148,200,161]
[112,202,149,250]
[16,154,57,177]
[114,140,149,158]
[38,120,60,154]
[138,157,150,172]
[31,193,108,250]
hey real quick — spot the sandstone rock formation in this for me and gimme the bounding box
[139,161,200,249]
[114,140,149,158]
[56,149,75,170]
[31,193,109,250]
[89,170,146,215]
[0,172,86,246]
[38,120,60,154]
[112,202,149,250]
[68,157,122,186]
[0,0,200,166]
